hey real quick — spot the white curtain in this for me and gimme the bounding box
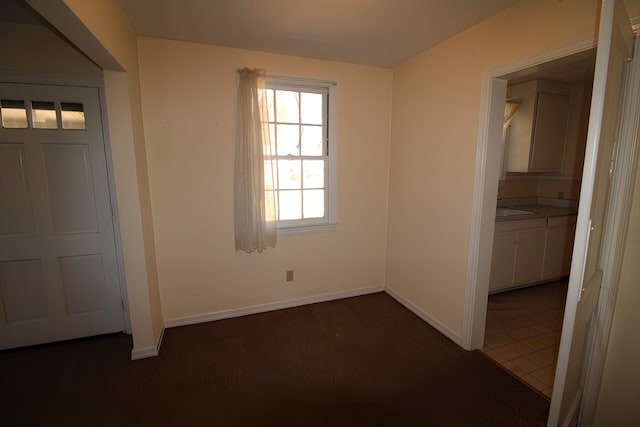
[234,68,277,253]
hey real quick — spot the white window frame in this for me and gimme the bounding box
[266,75,337,234]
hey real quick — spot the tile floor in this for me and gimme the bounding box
[481,279,568,398]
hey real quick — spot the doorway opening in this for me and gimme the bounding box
[480,50,596,397]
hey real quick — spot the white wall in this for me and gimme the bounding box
[386,0,603,340]
[136,38,393,322]
[0,22,100,75]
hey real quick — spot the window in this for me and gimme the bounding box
[266,78,335,231]
[0,99,86,130]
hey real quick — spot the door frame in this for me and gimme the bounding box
[462,33,597,351]
[464,18,639,427]
[0,71,132,334]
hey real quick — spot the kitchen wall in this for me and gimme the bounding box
[386,0,602,339]
[136,38,393,322]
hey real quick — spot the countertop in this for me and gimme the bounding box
[496,204,578,222]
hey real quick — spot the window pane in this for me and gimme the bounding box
[275,90,299,123]
[276,124,299,156]
[301,125,323,156]
[279,190,302,220]
[61,103,86,130]
[1,99,28,128]
[303,189,324,219]
[278,159,301,189]
[32,101,57,129]
[301,92,322,125]
[266,89,275,122]
[303,160,324,189]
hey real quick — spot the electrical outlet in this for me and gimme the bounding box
[286,270,294,282]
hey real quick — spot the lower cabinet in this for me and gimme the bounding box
[489,215,576,293]
[489,232,518,291]
[543,216,576,280]
[513,228,547,284]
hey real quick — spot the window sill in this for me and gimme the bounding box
[277,223,338,235]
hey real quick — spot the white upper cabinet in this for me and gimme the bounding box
[506,80,571,173]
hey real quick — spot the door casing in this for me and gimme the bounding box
[464,6,637,427]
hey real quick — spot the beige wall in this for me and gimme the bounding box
[386,0,602,338]
[136,38,392,321]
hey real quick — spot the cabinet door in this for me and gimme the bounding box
[513,228,546,284]
[489,232,517,291]
[543,225,575,279]
[529,91,570,172]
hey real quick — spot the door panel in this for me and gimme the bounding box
[0,144,35,236]
[0,259,48,323]
[43,143,99,233]
[548,0,634,425]
[0,82,124,349]
[59,254,108,314]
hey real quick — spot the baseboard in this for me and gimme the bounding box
[130,326,164,360]
[384,286,463,348]
[164,285,385,328]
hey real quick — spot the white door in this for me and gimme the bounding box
[548,1,634,425]
[0,82,124,349]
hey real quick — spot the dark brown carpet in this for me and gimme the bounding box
[1,292,549,426]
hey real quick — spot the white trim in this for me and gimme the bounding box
[578,33,640,426]
[463,33,596,351]
[96,78,132,334]
[130,326,164,360]
[560,390,582,427]
[267,73,336,88]
[462,74,506,350]
[130,346,158,360]
[489,33,596,79]
[164,285,384,328]
[278,223,337,235]
[385,286,463,347]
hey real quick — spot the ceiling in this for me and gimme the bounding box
[504,49,597,86]
[116,0,524,68]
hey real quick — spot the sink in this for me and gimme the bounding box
[496,207,535,217]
